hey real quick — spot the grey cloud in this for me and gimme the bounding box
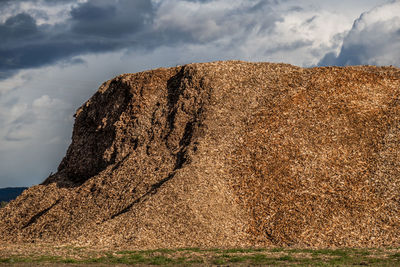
[0,0,288,79]
[319,44,368,66]
[2,97,18,108]
[180,0,213,2]
[0,34,129,73]
[0,0,20,3]
[0,13,38,42]
[0,0,73,3]
[246,1,284,33]
[43,0,75,4]
[70,0,153,38]
[0,69,15,80]
[153,0,284,46]
[318,2,400,66]
[70,2,115,21]
[4,131,30,142]
[318,51,338,66]
[304,15,317,25]
[288,6,303,12]
[0,0,154,79]
[4,116,35,142]
[264,40,312,54]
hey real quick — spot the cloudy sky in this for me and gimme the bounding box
[0,0,399,188]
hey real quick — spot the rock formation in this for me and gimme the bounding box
[1,61,400,248]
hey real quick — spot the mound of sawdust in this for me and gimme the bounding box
[1,61,400,248]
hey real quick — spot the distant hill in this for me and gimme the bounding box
[0,187,28,202]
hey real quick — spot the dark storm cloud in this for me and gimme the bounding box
[0,0,74,3]
[0,0,290,79]
[0,0,154,79]
[0,13,38,42]
[0,13,41,77]
[70,0,153,37]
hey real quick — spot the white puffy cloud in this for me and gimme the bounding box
[151,0,355,66]
[319,1,400,66]
[238,8,352,66]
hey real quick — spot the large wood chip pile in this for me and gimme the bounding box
[1,61,400,248]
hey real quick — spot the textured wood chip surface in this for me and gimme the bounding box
[1,61,400,249]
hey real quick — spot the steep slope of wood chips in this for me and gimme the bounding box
[1,61,400,248]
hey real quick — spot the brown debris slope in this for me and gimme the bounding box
[1,61,400,248]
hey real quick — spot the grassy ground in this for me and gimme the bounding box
[1,246,400,266]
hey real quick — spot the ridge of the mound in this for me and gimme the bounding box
[1,61,400,248]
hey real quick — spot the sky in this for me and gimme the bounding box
[0,0,399,188]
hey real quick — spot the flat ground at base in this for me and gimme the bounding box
[1,244,400,266]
